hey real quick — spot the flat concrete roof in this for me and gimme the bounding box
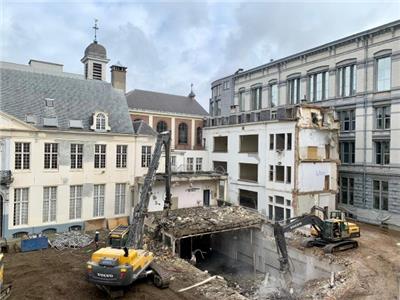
[146,206,265,239]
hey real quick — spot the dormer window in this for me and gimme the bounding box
[96,113,106,130]
[91,112,111,132]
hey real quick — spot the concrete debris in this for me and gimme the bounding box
[147,206,265,238]
[49,231,93,250]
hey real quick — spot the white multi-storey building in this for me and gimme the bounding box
[204,105,339,220]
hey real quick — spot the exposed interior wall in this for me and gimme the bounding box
[211,226,342,286]
[298,129,338,161]
[239,189,258,209]
[297,162,337,192]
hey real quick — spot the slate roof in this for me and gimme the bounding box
[126,89,208,116]
[132,120,157,136]
[0,61,133,134]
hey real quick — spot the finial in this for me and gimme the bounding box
[93,19,99,43]
[188,83,196,98]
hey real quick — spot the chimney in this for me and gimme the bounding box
[110,63,127,92]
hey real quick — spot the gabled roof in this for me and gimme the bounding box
[0,61,134,134]
[132,120,157,136]
[126,89,208,116]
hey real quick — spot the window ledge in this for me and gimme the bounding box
[43,169,59,173]
[238,179,258,183]
[13,170,31,173]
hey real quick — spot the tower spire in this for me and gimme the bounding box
[93,19,99,43]
[188,83,196,99]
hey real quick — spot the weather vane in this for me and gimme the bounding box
[93,19,99,42]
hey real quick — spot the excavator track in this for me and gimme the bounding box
[0,284,11,300]
[323,240,358,253]
[149,261,171,289]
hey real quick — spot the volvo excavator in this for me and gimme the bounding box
[87,131,172,297]
[274,211,359,272]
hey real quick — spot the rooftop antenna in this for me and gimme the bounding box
[93,19,99,43]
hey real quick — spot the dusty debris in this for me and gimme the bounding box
[147,206,265,238]
[49,231,93,250]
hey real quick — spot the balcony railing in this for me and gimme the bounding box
[0,170,13,185]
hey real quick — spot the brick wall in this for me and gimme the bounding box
[175,118,192,150]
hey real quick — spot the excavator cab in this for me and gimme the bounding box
[108,225,129,249]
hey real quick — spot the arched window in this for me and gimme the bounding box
[196,127,202,145]
[178,123,188,144]
[96,113,106,130]
[156,121,168,133]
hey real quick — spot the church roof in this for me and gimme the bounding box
[126,89,208,116]
[84,41,107,59]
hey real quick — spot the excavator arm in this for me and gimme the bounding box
[127,131,172,249]
[273,214,325,272]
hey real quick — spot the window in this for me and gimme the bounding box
[115,183,126,215]
[96,113,106,130]
[196,158,202,171]
[376,56,391,91]
[116,145,127,168]
[309,71,329,101]
[239,163,258,182]
[178,123,188,144]
[275,166,285,182]
[215,100,222,116]
[268,195,292,221]
[13,188,29,226]
[338,110,356,132]
[156,121,168,133]
[287,133,292,150]
[375,106,390,129]
[270,83,278,107]
[239,135,258,153]
[286,166,291,184]
[70,144,83,169]
[340,177,354,205]
[239,89,245,112]
[187,158,194,171]
[269,134,274,150]
[340,141,355,164]
[338,64,356,97]
[196,127,202,145]
[324,175,330,190]
[69,185,82,219]
[251,86,262,110]
[44,143,58,169]
[375,141,390,165]
[223,80,230,89]
[373,180,388,210]
[93,63,102,80]
[209,101,214,116]
[269,165,274,181]
[94,144,106,168]
[93,184,105,217]
[288,77,301,104]
[15,142,30,170]
[213,136,228,152]
[141,146,152,168]
[276,134,285,151]
[43,186,57,222]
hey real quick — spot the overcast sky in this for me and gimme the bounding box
[1,1,399,110]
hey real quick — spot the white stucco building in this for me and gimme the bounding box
[203,105,339,220]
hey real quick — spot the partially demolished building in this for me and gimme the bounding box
[203,105,340,220]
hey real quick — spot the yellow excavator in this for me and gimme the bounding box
[310,206,360,238]
[87,131,172,297]
[0,254,11,299]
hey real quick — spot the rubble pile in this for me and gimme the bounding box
[155,255,248,300]
[148,206,265,238]
[49,231,93,250]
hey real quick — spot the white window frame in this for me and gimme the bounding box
[43,186,57,223]
[187,157,194,171]
[71,144,83,169]
[195,158,202,172]
[69,185,82,220]
[94,144,106,168]
[15,142,30,170]
[115,183,126,215]
[141,146,152,168]
[13,188,29,226]
[116,145,127,168]
[376,56,391,92]
[44,143,58,169]
[93,184,105,217]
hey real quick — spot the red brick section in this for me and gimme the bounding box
[152,116,172,133]
[130,113,149,124]
[194,119,204,150]
[175,118,192,150]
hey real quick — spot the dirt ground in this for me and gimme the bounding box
[3,222,400,300]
